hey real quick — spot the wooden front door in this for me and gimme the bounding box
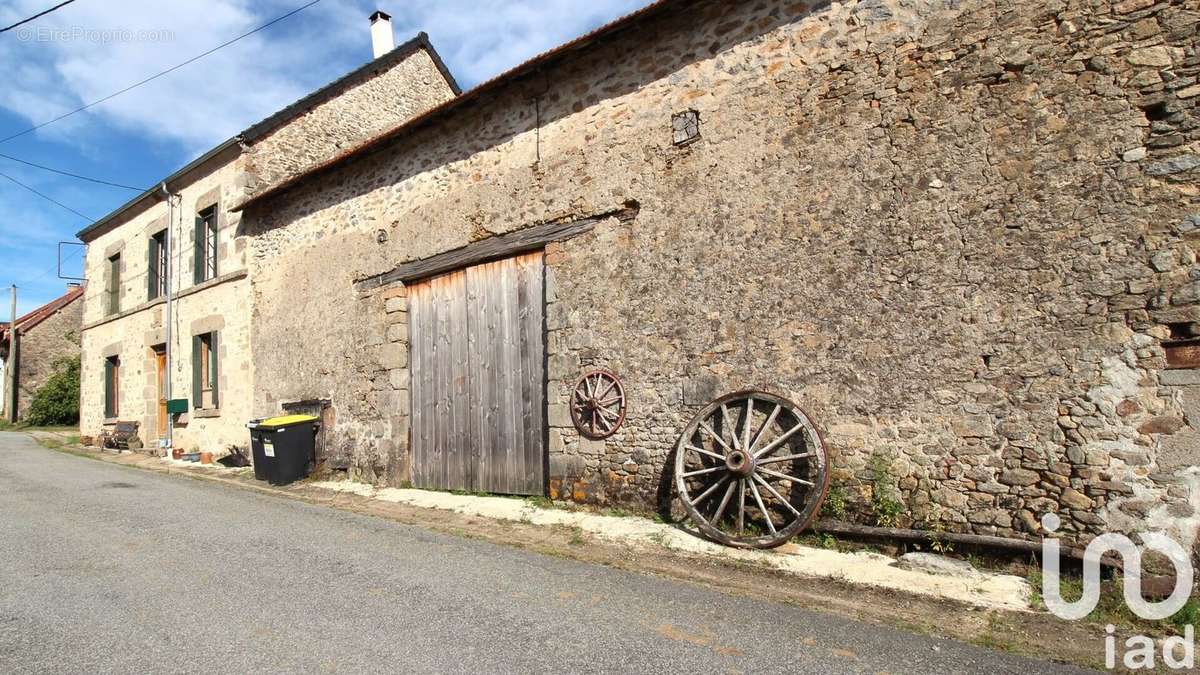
[408,251,546,495]
[154,348,167,438]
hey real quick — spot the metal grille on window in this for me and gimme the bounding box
[151,231,167,299]
[205,217,218,280]
[200,334,214,409]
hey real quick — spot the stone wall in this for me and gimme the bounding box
[244,0,1200,549]
[10,293,82,419]
[240,45,457,197]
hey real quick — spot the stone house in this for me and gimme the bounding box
[231,0,1200,550]
[77,16,459,452]
[1,284,84,421]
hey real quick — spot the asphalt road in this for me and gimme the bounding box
[0,432,1090,674]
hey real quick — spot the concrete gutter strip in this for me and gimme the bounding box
[312,480,1031,612]
[36,435,1030,613]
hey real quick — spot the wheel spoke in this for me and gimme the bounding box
[741,396,754,452]
[720,404,741,450]
[699,422,734,454]
[747,479,776,535]
[597,377,617,400]
[685,444,725,462]
[753,473,802,518]
[691,474,730,506]
[736,479,746,535]
[758,467,814,487]
[748,403,781,453]
[757,452,813,465]
[753,421,806,459]
[711,480,737,527]
[682,466,724,479]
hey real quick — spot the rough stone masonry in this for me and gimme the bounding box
[242,0,1200,551]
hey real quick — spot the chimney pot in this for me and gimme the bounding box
[370,10,394,59]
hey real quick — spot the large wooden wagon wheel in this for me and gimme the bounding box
[570,370,626,439]
[674,391,829,549]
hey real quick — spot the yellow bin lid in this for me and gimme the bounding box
[258,414,318,429]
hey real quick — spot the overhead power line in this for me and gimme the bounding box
[15,245,83,289]
[0,0,76,34]
[0,0,323,144]
[0,170,93,222]
[0,152,145,191]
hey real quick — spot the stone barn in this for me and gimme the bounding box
[1,284,84,421]
[234,0,1200,550]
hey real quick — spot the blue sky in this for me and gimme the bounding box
[0,0,649,316]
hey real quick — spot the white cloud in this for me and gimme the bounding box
[0,0,366,154]
[0,0,649,154]
[396,0,649,86]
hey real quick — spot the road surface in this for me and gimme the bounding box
[0,432,1089,673]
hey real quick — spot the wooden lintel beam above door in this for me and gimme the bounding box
[355,203,638,291]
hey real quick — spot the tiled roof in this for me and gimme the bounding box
[0,285,84,341]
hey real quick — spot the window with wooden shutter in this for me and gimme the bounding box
[194,206,218,284]
[103,355,120,419]
[148,230,167,300]
[107,253,121,315]
[192,332,219,409]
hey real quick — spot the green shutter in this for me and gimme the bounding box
[103,359,113,418]
[192,336,202,408]
[147,235,159,300]
[193,215,204,284]
[108,256,120,315]
[210,332,219,408]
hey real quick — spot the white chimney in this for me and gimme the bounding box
[370,10,394,58]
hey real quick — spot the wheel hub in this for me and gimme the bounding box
[725,449,755,478]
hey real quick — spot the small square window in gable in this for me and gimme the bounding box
[672,110,701,146]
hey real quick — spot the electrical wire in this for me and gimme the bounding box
[0,0,76,34]
[0,170,93,222]
[0,152,145,191]
[0,0,323,144]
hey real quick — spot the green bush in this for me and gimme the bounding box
[24,356,80,426]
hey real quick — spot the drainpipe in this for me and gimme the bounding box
[161,182,174,455]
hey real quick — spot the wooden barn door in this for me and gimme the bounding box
[408,251,546,495]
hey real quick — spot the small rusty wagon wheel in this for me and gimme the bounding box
[571,370,627,439]
[674,391,829,549]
